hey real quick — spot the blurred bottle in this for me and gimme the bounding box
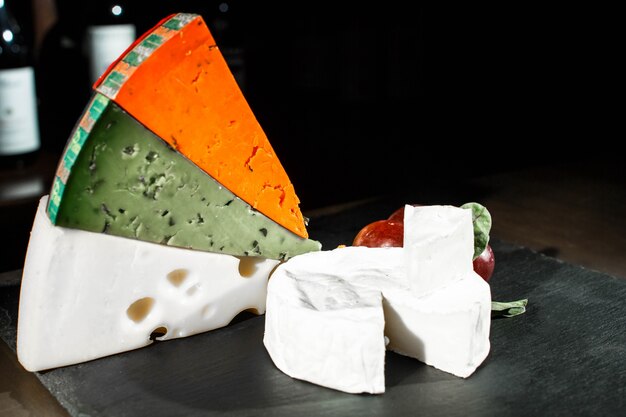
[84,1,135,84]
[0,0,40,169]
[35,0,90,154]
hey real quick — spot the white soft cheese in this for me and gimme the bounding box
[17,195,280,372]
[264,211,491,394]
[403,204,475,296]
[382,269,491,378]
[264,268,386,394]
[264,246,408,393]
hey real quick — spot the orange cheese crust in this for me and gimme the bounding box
[94,14,308,238]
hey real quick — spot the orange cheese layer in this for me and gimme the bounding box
[94,14,308,238]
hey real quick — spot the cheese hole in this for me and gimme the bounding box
[186,283,201,296]
[150,326,168,341]
[127,297,155,323]
[202,304,214,319]
[236,257,264,277]
[167,269,188,287]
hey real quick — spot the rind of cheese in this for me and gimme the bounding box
[93,12,309,239]
[47,93,320,260]
[18,195,280,372]
[264,246,491,394]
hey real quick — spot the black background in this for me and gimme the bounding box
[8,1,620,209]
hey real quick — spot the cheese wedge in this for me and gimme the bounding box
[93,13,308,239]
[47,93,320,260]
[17,195,280,372]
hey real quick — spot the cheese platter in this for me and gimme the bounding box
[1,11,624,416]
[1,220,625,416]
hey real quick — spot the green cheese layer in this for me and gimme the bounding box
[52,96,321,260]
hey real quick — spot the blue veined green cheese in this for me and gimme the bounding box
[49,93,321,260]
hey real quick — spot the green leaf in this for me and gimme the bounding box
[461,202,492,259]
[491,299,528,318]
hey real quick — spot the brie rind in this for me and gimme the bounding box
[17,195,279,372]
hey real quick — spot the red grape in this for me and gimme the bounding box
[353,220,403,248]
[473,244,495,282]
[387,207,405,223]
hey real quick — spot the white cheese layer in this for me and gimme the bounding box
[17,195,280,372]
[403,204,475,296]
[264,245,491,394]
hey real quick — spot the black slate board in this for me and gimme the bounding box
[2,202,626,416]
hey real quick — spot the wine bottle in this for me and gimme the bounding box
[0,0,40,169]
[35,0,91,155]
[85,1,136,84]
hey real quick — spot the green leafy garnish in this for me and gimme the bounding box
[461,202,492,260]
[459,203,527,319]
[491,299,528,318]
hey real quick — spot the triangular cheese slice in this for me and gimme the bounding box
[92,13,309,238]
[47,93,320,260]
